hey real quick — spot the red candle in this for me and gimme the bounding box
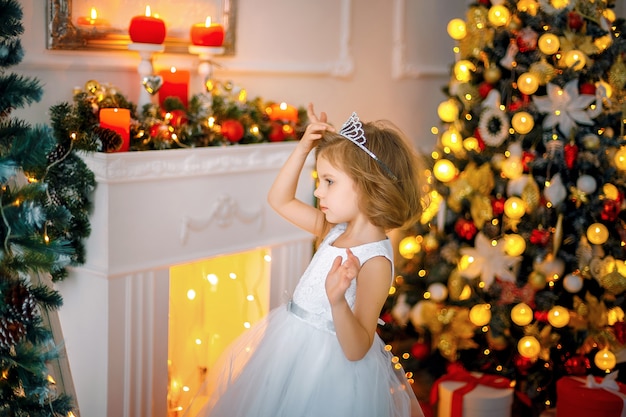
[267,102,298,122]
[99,108,131,152]
[190,16,225,47]
[129,5,166,44]
[158,67,190,108]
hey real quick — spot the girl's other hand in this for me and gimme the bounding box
[325,248,360,306]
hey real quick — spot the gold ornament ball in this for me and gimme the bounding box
[564,50,586,71]
[603,183,620,201]
[517,0,538,16]
[503,196,526,219]
[594,348,617,371]
[511,112,535,134]
[504,234,526,256]
[399,236,421,259]
[469,303,492,326]
[586,223,609,245]
[614,147,626,170]
[517,72,539,95]
[538,33,560,55]
[463,137,480,152]
[84,80,101,94]
[433,159,457,183]
[447,18,467,40]
[511,303,533,326]
[454,60,476,82]
[441,129,463,153]
[488,5,510,27]
[484,66,502,84]
[547,306,570,328]
[528,271,547,290]
[518,335,541,359]
[437,99,460,123]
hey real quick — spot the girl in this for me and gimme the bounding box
[203,104,426,417]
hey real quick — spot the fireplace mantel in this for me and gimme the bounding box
[57,143,315,417]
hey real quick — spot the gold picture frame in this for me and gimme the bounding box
[46,0,237,55]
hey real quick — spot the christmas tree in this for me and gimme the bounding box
[379,0,626,415]
[0,0,97,414]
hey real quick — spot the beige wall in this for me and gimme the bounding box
[13,0,473,154]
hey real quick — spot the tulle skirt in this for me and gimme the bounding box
[202,301,417,417]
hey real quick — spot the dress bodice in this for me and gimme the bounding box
[291,223,393,322]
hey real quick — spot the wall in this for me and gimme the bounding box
[13,0,468,154]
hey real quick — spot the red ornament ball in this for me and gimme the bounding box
[514,354,534,375]
[579,83,596,96]
[410,341,430,361]
[269,122,286,142]
[221,119,245,143]
[478,82,494,99]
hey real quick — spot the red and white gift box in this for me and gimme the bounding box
[556,373,626,417]
[430,369,514,417]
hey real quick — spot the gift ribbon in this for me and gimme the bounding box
[430,368,512,417]
[572,372,626,417]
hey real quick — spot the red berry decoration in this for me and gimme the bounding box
[564,355,590,375]
[221,119,245,143]
[530,229,551,246]
[601,199,621,222]
[568,11,584,31]
[454,218,478,240]
[492,197,506,216]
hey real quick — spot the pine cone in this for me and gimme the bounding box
[0,318,26,349]
[5,282,38,323]
[48,189,63,207]
[94,126,123,152]
[47,144,68,164]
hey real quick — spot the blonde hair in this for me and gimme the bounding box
[315,119,424,231]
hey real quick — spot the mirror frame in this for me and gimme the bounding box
[46,0,237,55]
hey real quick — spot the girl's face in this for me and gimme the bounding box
[314,155,360,224]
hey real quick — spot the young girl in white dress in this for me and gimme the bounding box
[202,104,426,417]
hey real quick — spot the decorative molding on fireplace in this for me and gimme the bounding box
[180,194,264,243]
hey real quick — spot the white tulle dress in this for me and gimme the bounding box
[202,223,417,417]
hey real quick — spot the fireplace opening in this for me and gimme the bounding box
[167,248,272,416]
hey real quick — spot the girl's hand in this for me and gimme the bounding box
[307,102,328,124]
[325,249,360,306]
[298,121,332,153]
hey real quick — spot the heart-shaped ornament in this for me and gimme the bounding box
[142,75,163,95]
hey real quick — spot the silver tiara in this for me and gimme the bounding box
[339,112,398,181]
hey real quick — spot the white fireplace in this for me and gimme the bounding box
[56,142,315,417]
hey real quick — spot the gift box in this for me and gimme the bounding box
[430,370,513,417]
[556,374,626,417]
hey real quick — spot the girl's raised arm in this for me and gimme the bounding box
[267,107,333,236]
